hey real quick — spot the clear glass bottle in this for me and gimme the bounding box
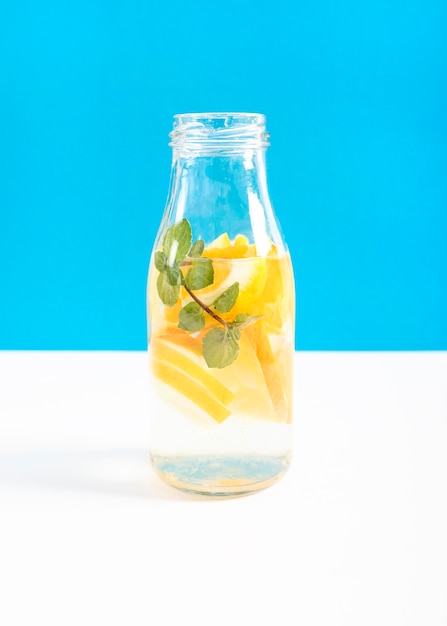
[147,112,294,496]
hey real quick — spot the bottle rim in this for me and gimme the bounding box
[169,112,270,150]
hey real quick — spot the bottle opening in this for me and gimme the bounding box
[169,112,270,151]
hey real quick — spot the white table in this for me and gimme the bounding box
[0,351,446,626]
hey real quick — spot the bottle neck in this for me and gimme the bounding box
[169,112,270,153]
[167,113,272,221]
[160,113,284,255]
[170,147,270,202]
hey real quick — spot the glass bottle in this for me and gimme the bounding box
[146,112,295,497]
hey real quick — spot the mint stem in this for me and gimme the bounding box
[183,283,228,327]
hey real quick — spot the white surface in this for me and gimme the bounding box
[0,351,446,626]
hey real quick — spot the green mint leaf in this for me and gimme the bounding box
[233,313,250,325]
[185,258,214,291]
[157,272,180,306]
[228,327,241,340]
[213,282,239,313]
[154,250,167,272]
[202,327,239,369]
[230,313,262,330]
[178,302,205,332]
[189,239,205,257]
[165,263,182,287]
[162,218,192,264]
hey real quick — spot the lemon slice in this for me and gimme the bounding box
[151,335,234,423]
[246,323,287,418]
[214,333,275,420]
[207,232,232,249]
[152,336,234,406]
[202,234,256,259]
[182,257,268,312]
[152,359,231,423]
[233,234,249,247]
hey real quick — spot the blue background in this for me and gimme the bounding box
[0,1,446,350]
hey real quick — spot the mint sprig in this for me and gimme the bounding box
[189,239,205,257]
[178,302,205,331]
[155,219,261,368]
[213,282,239,313]
[202,328,239,369]
[185,258,214,291]
[162,218,192,264]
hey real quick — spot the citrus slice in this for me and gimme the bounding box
[203,244,249,259]
[156,328,204,354]
[152,359,231,423]
[243,243,257,257]
[214,332,274,419]
[233,234,249,247]
[207,232,232,249]
[152,336,234,406]
[202,234,254,259]
[256,256,285,332]
[164,298,182,323]
[182,257,267,314]
[246,323,287,419]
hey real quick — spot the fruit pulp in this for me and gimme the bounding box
[147,237,294,496]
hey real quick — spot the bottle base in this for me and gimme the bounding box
[150,452,291,497]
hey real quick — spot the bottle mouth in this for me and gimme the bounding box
[169,112,270,151]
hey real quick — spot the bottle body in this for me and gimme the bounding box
[147,113,295,496]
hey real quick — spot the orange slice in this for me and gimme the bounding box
[177,257,267,315]
[214,332,274,419]
[207,232,232,249]
[151,333,235,423]
[164,298,182,323]
[228,258,268,315]
[156,329,205,355]
[243,243,257,257]
[152,359,231,423]
[246,323,287,419]
[256,256,285,331]
[202,234,255,259]
[233,234,249,247]
[152,337,234,406]
[203,244,249,259]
